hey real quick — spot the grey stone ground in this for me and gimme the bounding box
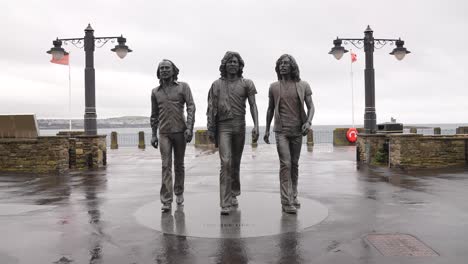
[0,144,467,264]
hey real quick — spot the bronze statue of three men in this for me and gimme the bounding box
[151,52,315,215]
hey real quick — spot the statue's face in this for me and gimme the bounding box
[225,56,240,75]
[159,61,174,80]
[279,57,292,76]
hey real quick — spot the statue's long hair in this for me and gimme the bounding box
[275,54,301,82]
[157,59,179,84]
[219,51,244,78]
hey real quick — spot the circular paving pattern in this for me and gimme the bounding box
[134,192,328,238]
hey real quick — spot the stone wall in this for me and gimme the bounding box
[356,134,387,166]
[72,135,107,169]
[0,137,69,174]
[57,132,107,170]
[357,133,468,169]
[389,134,467,169]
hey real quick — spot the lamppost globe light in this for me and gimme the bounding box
[111,36,132,59]
[330,48,345,60]
[46,39,66,60]
[393,51,407,61]
[390,39,410,61]
[51,50,65,60]
[114,48,128,59]
[328,38,348,60]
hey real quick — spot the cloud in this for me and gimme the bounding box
[1,0,468,125]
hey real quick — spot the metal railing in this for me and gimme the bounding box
[106,128,458,148]
[106,129,336,147]
[403,128,456,135]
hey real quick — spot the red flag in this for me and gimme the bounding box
[351,52,357,63]
[51,54,69,65]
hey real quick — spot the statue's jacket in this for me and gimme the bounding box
[151,81,196,135]
[268,80,312,132]
[206,78,256,147]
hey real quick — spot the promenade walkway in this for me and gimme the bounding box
[0,144,467,263]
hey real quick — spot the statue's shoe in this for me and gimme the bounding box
[161,203,171,212]
[293,197,301,208]
[176,194,184,205]
[282,204,297,214]
[231,196,238,207]
[220,206,231,215]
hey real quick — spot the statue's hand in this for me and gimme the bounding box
[302,122,311,136]
[151,135,159,149]
[264,130,270,144]
[252,127,259,143]
[207,130,215,143]
[184,129,193,143]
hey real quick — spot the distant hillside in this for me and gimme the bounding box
[106,116,149,121]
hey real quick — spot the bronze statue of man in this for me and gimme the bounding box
[207,51,259,215]
[151,59,196,212]
[264,54,315,214]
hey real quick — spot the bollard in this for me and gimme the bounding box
[307,129,314,146]
[409,128,417,134]
[433,127,441,135]
[195,130,214,147]
[456,126,468,134]
[111,131,118,149]
[251,132,258,148]
[138,131,145,149]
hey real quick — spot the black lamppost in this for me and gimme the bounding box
[329,25,410,134]
[47,24,132,135]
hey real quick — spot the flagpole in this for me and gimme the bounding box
[68,54,72,131]
[350,49,355,128]
[49,52,72,130]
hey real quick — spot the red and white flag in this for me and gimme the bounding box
[50,54,69,65]
[351,52,357,63]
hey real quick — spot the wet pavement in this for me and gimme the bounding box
[0,144,467,263]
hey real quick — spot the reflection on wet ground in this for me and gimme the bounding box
[0,145,467,263]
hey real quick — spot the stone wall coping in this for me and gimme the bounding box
[385,133,422,138]
[0,136,70,143]
[0,138,39,143]
[56,131,85,136]
[386,134,468,140]
[358,134,388,138]
[418,135,468,140]
[75,135,107,139]
[38,136,69,139]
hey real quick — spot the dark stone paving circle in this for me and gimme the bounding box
[134,192,328,238]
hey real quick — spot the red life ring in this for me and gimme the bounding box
[346,128,358,143]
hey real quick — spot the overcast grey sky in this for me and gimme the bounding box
[1,0,467,126]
